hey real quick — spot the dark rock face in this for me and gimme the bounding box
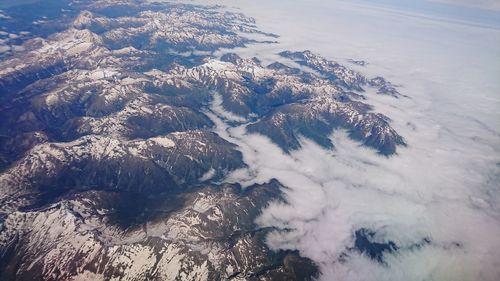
[346,228,433,265]
[353,229,399,263]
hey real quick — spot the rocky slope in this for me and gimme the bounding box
[0,181,317,281]
[279,50,402,97]
[0,130,244,213]
[156,53,405,154]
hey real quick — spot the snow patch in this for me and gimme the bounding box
[150,136,176,148]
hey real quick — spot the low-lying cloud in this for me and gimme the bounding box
[191,0,500,279]
[207,92,500,280]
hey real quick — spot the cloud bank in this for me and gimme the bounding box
[207,91,500,280]
[186,0,500,279]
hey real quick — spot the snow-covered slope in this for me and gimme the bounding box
[0,181,316,281]
[0,0,407,280]
[156,53,405,154]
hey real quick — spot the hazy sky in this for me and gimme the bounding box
[354,0,500,27]
[359,0,500,12]
[428,0,500,11]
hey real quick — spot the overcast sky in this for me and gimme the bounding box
[344,0,500,28]
[361,0,500,10]
[430,0,500,10]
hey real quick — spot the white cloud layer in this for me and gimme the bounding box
[186,0,500,279]
[207,92,500,280]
